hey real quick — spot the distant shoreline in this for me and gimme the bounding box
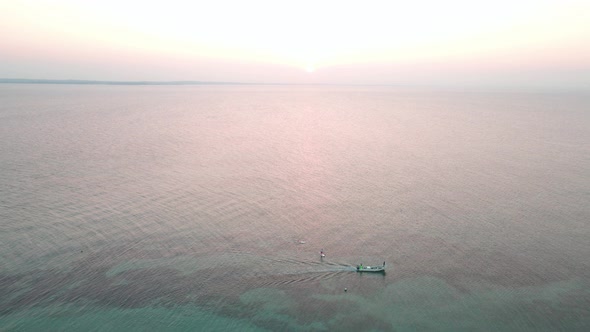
[0,78,402,88]
[0,78,253,86]
[1,78,587,92]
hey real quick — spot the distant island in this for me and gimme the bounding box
[0,78,251,86]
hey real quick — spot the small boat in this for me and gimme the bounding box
[356,262,385,272]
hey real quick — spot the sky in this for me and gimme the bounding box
[1,0,590,88]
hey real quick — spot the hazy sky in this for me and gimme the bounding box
[1,0,589,88]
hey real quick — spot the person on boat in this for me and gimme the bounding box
[359,263,363,270]
[383,262,385,267]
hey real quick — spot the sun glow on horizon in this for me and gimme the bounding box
[1,0,589,86]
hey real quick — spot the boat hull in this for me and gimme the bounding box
[356,265,385,272]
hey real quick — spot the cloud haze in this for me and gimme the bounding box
[1,0,589,88]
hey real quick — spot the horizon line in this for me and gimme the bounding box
[0,78,396,87]
[1,78,588,92]
[1,78,415,88]
[0,78,262,86]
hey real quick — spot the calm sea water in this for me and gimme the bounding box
[0,84,589,331]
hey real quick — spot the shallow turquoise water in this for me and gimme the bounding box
[0,85,589,331]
